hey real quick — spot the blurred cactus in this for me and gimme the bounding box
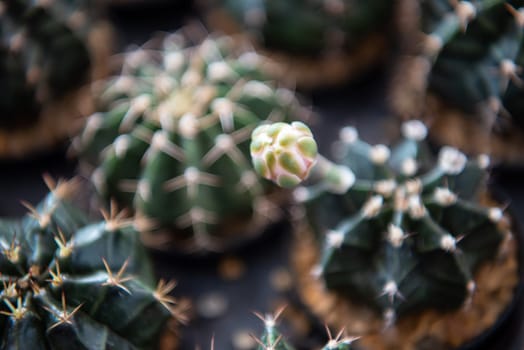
[74,31,308,251]
[0,177,183,349]
[217,0,392,55]
[251,120,507,323]
[206,0,394,88]
[0,0,111,157]
[392,0,524,160]
[422,0,524,125]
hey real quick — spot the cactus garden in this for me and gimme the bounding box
[0,0,112,157]
[250,120,519,349]
[0,1,523,349]
[391,0,524,163]
[205,0,393,88]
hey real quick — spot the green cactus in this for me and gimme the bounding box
[0,177,183,349]
[216,0,392,55]
[253,309,356,349]
[401,0,524,130]
[251,120,507,323]
[0,0,93,130]
[74,31,308,251]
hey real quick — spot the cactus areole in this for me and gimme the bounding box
[75,31,308,251]
[0,178,182,349]
[251,120,514,326]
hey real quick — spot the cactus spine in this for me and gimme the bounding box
[74,31,307,251]
[0,177,183,349]
[251,120,508,323]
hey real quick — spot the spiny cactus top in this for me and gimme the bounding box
[0,0,93,130]
[216,0,392,55]
[411,0,524,129]
[253,309,356,350]
[0,177,182,349]
[74,31,308,251]
[251,120,507,323]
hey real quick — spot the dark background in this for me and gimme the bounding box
[0,2,523,349]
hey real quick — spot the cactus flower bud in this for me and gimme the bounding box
[250,121,318,187]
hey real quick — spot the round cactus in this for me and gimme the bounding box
[206,0,393,88]
[251,120,517,347]
[0,0,111,157]
[74,31,308,251]
[392,0,524,162]
[0,177,184,349]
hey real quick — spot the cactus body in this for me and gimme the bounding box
[392,0,524,162]
[0,0,92,129]
[208,0,393,88]
[219,0,392,55]
[0,178,180,349]
[421,0,524,128]
[75,32,307,251]
[251,120,507,322]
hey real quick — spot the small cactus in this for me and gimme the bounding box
[0,177,183,349]
[251,120,508,323]
[252,309,356,349]
[74,31,308,251]
[0,0,110,157]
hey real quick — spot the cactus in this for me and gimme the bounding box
[0,0,110,157]
[215,0,391,55]
[392,0,524,160]
[251,120,509,324]
[207,0,393,88]
[74,31,308,251]
[0,177,183,349]
[252,309,356,349]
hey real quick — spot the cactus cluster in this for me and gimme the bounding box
[74,31,308,251]
[251,120,509,323]
[393,1,524,142]
[253,309,356,349]
[0,177,183,349]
